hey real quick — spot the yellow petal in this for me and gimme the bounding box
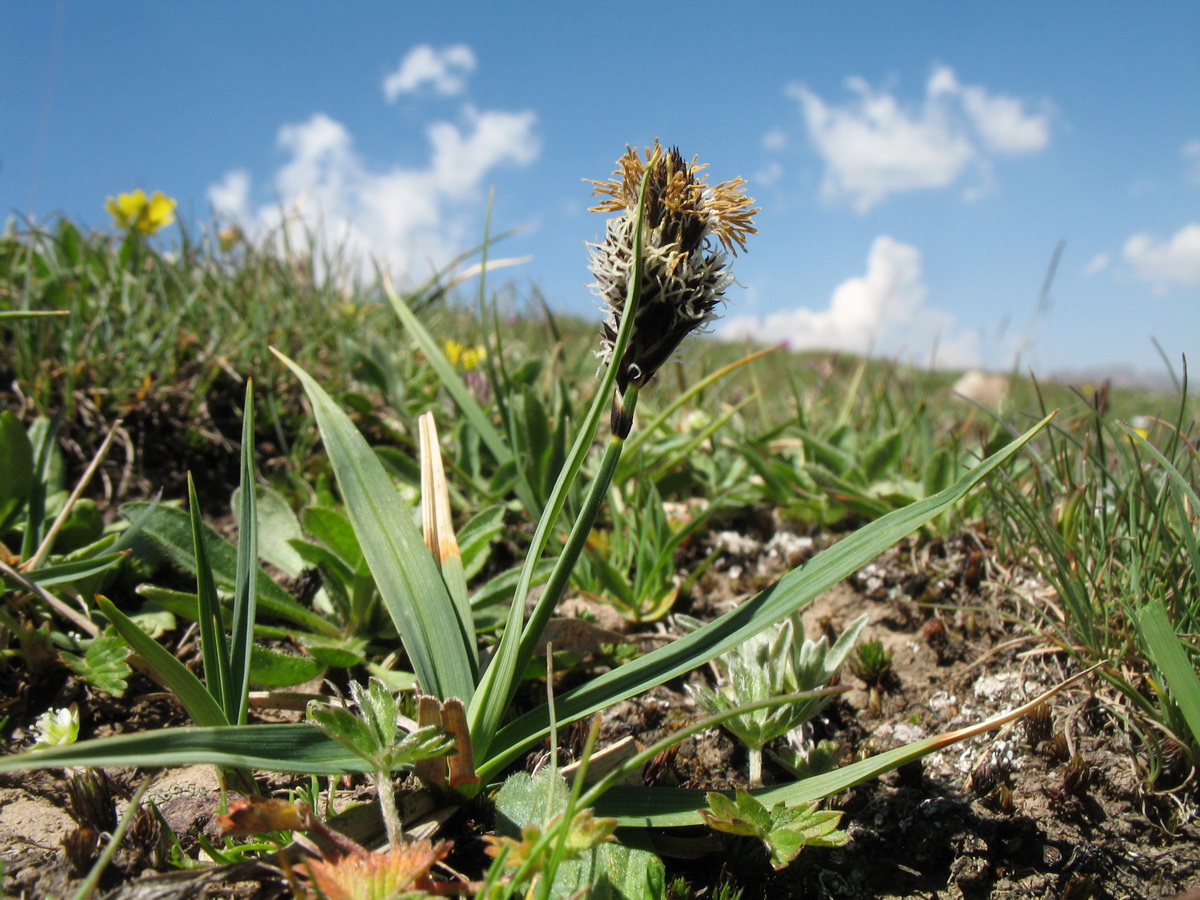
[106,190,147,230]
[118,189,148,217]
[143,191,177,233]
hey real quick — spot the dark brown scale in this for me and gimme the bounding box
[644,148,707,255]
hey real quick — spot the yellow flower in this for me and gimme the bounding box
[217,225,243,252]
[443,339,486,371]
[1128,415,1151,442]
[105,189,177,235]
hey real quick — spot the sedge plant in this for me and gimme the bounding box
[1,144,1055,869]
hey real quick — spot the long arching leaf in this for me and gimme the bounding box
[274,351,475,703]
[478,413,1054,779]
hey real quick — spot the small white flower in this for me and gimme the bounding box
[30,705,79,751]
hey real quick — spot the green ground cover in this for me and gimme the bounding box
[0,160,1196,898]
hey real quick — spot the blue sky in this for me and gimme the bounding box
[4,2,1198,375]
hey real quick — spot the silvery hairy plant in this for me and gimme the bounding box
[686,612,867,785]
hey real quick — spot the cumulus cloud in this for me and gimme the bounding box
[956,87,1050,154]
[1183,140,1200,185]
[754,161,783,186]
[1083,252,1110,276]
[207,170,250,219]
[722,236,981,368]
[762,129,787,151]
[787,65,1052,211]
[1122,223,1200,288]
[208,48,539,285]
[383,44,476,99]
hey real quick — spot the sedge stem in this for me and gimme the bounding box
[517,385,641,667]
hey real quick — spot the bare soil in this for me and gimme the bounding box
[627,523,1200,899]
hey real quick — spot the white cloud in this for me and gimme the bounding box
[427,106,539,196]
[1183,140,1200,185]
[754,161,783,186]
[383,44,476,100]
[208,59,539,285]
[207,170,250,220]
[721,236,981,368]
[787,65,1052,212]
[958,89,1051,154]
[762,129,787,151]
[1083,252,1110,276]
[1122,223,1200,287]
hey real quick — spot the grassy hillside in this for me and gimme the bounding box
[1,212,1196,897]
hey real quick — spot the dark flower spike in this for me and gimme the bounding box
[588,141,757,437]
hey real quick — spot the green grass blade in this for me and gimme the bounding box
[124,503,337,636]
[228,379,258,725]
[478,412,1053,779]
[0,410,33,534]
[17,554,127,587]
[1135,600,1200,748]
[468,159,656,756]
[108,490,162,554]
[274,350,476,703]
[188,474,231,720]
[97,597,228,728]
[19,413,60,561]
[136,585,344,649]
[0,722,373,776]
[1118,422,1200,597]
[383,279,516,470]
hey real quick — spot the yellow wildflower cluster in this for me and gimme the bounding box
[105,189,177,235]
[443,339,486,371]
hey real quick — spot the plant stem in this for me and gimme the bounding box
[466,152,656,758]
[748,747,763,787]
[375,769,403,848]
[517,386,640,668]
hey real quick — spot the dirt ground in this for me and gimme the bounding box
[1,509,1198,898]
[628,520,1200,899]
